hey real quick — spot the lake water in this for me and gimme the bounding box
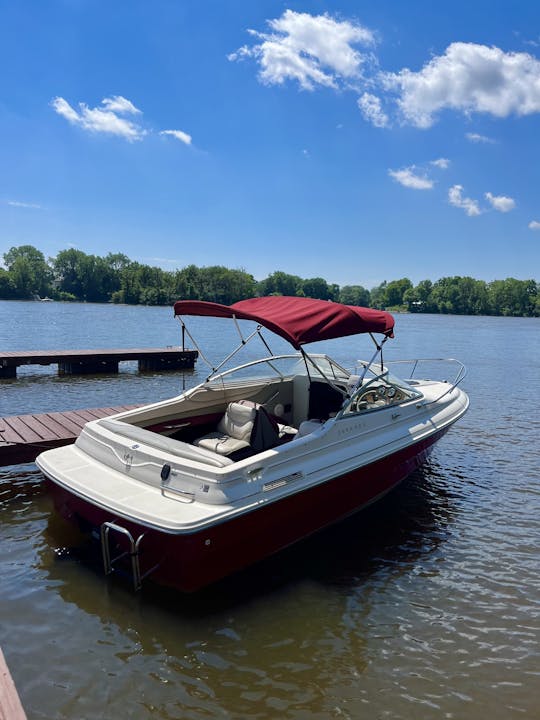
[1,300,539,720]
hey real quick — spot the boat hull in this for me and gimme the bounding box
[47,426,447,592]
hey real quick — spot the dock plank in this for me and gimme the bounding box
[0,405,140,466]
[0,416,44,444]
[69,409,107,422]
[9,414,53,440]
[34,413,81,439]
[0,648,27,720]
[0,419,25,444]
[43,411,91,436]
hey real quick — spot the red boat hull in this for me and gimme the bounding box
[48,428,447,592]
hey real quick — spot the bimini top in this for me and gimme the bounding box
[173,296,394,350]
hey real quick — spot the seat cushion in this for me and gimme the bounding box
[193,401,257,456]
[294,419,323,438]
[217,402,257,441]
[195,432,250,456]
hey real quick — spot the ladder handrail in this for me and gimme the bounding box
[100,520,145,591]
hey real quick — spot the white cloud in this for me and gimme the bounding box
[388,158,447,189]
[51,97,80,124]
[230,15,540,137]
[385,42,540,128]
[523,35,540,49]
[431,157,450,169]
[160,129,192,145]
[485,191,516,212]
[528,220,540,230]
[388,167,434,190]
[101,96,141,115]
[466,132,496,143]
[6,200,43,209]
[358,92,389,127]
[228,10,375,90]
[448,185,481,216]
[51,95,146,141]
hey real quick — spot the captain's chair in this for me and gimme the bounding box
[194,400,282,458]
[194,401,257,456]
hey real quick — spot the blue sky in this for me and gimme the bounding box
[1,0,539,288]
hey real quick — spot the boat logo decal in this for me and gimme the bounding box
[337,421,365,436]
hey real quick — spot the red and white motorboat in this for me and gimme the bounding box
[37,296,469,592]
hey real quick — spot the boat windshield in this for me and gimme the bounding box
[338,369,422,417]
[205,353,351,387]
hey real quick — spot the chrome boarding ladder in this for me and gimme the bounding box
[100,520,159,591]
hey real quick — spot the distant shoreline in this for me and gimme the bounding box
[1,296,537,320]
[1,245,538,317]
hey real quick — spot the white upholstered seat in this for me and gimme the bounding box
[294,419,323,439]
[194,402,257,456]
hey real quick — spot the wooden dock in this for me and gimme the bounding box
[0,405,139,466]
[0,347,197,378]
[0,648,27,720]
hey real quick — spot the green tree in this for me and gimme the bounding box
[53,249,113,302]
[302,277,332,300]
[223,268,257,302]
[369,281,387,308]
[3,244,52,298]
[104,252,131,273]
[488,278,538,316]
[429,276,490,315]
[102,253,132,298]
[339,285,371,307]
[1,242,538,316]
[116,263,142,304]
[404,279,435,312]
[0,267,16,298]
[328,283,340,302]
[384,278,413,308]
[174,265,204,301]
[257,271,303,297]
[53,249,88,298]
[430,277,461,313]
[459,277,489,315]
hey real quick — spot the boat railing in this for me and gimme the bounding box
[385,357,467,404]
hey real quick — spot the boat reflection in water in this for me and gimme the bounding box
[37,297,469,593]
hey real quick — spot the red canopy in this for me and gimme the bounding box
[173,296,394,349]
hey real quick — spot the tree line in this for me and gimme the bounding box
[0,244,538,317]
